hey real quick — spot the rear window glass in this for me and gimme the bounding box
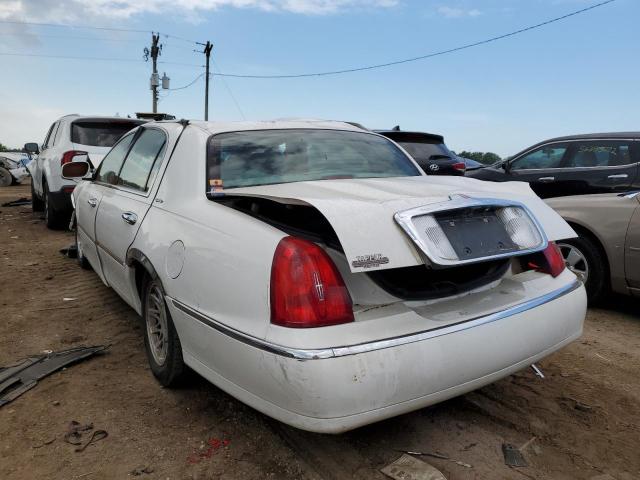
[207,129,420,190]
[395,141,454,162]
[71,121,141,147]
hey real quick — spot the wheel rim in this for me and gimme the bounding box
[0,168,11,187]
[558,243,589,284]
[145,283,169,366]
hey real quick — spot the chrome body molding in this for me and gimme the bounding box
[169,279,581,361]
[394,195,549,267]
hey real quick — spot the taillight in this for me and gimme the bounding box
[526,242,565,278]
[270,236,354,328]
[61,150,88,166]
[452,162,466,173]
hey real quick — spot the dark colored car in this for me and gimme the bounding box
[467,132,640,198]
[377,128,466,176]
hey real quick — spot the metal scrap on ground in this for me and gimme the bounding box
[381,454,447,480]
[502,443,528,468]
[0,346,108,407]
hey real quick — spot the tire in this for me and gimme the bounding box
[557,235,607,304]
[31,178,44,212]
[75,228,91,270]
[43,181,64,230]
[0,167,12,187]
[142,276,185,387]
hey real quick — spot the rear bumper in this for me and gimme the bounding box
[170,278,586,433]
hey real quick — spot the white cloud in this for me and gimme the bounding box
[0,0,399,22]
[437,6,482,18]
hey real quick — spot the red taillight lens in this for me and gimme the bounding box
[527,242,565,277]
[61,150,88,166]
[270,237,354,328]
[452,162,466,173]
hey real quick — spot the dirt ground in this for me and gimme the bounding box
[0,182,638,480]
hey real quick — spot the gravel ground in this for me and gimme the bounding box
[1,183,638,480]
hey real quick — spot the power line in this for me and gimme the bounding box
[0,51,202,68]
[0,19,201,44]
[213,59,246,120]
[0,0,617,79]
[168,73,206,90]
[211,0,617,79]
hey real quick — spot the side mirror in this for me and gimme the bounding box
[502,161,511,173]
[62,161,90,179]
[24,142,39,154]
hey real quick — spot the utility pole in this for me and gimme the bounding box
[144,33,162,114]
[204,41,213,121]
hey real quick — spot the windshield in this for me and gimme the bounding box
[206,129,421,190]
[395,141,453,161]
[71,121,142,147]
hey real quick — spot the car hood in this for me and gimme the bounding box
[227,176,576,272]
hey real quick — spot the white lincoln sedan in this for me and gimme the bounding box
[63,119,586,433]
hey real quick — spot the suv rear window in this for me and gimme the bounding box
[71,121,142,147]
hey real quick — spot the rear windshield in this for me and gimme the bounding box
[206,129,420,190]
[395,141,454,162]
[71,121,142,147]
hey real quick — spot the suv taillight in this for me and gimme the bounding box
[525,242,566,278]
[270,237,354,328]
[452,162,466,173]
[61,150,88,166]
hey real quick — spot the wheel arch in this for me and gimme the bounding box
[564,221,612,284]
[126,248,161,303]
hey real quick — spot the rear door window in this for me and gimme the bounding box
[95,133,136,185]
[117,129,167,192]
[564,141,635,167]
[71,121,141,147]
[511,144,568,170]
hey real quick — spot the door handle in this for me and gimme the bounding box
[121,212,138,225]
[607,174,628,179]
[87,197,98,207]
[538,177,555,183]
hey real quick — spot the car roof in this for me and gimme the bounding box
[189,119,369,135]
[58,114,145,124]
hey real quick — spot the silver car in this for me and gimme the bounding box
[546,192,640,302]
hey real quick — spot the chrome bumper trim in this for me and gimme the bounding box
[169,279,582,361]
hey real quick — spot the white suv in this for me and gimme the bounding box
[26,115,144,228]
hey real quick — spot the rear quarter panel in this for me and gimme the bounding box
[545,194,636,294]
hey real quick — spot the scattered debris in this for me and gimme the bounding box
[502,443,528,468]
[0,346,108,407]
[63,298,77,302]
[130,466,155,476]
[32,437,56,449]
[561,396,594,412]
[397,451,473,469]
[1,198,31,207]
[530,363,545,378]
[519,437,537,453]
[381,454,447,480]
[64,420,108,452]
[187,436,231,464]
[594,353,611,362]
[60,244,78,259]
[462,442,477,451]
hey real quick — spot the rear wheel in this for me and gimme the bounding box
[142,276,185,387]
[558,236,607,304]
[43,181,64,230]
[31,178,44,212]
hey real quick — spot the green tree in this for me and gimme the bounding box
[457,151,502,165]
[0,143,9,152]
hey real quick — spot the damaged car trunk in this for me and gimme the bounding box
[217,195,512,302]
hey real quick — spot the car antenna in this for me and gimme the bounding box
[392,125,401,131]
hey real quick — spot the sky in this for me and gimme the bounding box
[0,0,637,157]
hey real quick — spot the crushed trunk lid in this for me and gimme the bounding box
[226,176,575,273]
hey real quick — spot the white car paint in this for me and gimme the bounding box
[71,119,586,433]
[28,114,143,225]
